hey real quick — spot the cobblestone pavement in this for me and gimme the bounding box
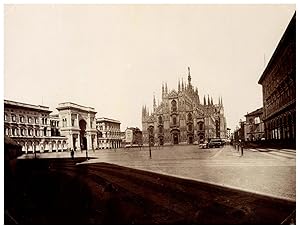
[19,145,296,201]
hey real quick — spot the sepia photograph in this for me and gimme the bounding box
[3,2,296,225]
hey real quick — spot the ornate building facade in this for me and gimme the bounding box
[4,100,122,152]
[96,117,122,149]
[142,68,227,145]
[4,100,68,153]
[258,13,295,147]
[57,102,97,151]
[244,107,265,141]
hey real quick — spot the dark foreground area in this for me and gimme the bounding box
[5,158,296,225]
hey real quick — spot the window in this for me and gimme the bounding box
[188,124,193,131]
[20,116,24,123]
[158,116,163,124]
[171,100,177,112]
[21,129,25,136]
[173,117,177,125]
[199,122,203,131]
[11,114,16,122]
[62,118,67,127]
[28,129,32,136]
[159,126,163,134]
[254,117,260,124]
[72,119,75,127]
[35,118,38,124]
[188,113,193,121]
[28,117,32,123]
[148,126,154,135]
[5,128,9,136]
[4,113,7,121]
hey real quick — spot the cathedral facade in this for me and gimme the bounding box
[142,68,227,145]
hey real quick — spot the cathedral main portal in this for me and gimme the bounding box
[188,136,194,144]
[171,131,179,144]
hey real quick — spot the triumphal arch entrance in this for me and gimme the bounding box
[57,102,97,151]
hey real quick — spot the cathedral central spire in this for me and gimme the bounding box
[188,67,191,86]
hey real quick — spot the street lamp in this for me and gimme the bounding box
[148,134,152,159]
[148,127,151,159]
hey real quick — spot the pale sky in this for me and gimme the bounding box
[4,4,295,131]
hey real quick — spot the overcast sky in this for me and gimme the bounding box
[4,4,295,131]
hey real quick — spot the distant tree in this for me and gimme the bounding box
[133,128,143,146]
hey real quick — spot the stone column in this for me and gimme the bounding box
[93,135,97,150]
[49,142,52,152]
[25,141,28,154]
[87,132,92,150]
[69,133,74,150]
[69,112,72,127]
[76,114,79,127]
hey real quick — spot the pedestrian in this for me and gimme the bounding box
[86,149,89,160]
[70,148,74,159]
[240,140,244,157]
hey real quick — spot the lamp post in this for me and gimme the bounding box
[148,134,152,159]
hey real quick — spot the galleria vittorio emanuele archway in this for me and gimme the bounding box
[57,102,97,151]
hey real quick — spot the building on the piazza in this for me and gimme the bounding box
[258,13,295,148]
[96,117,122,149]
[4,100,68,153]
[125,127,143,146]
[120,131,126,147]
[244,107,265,142]
[226,128,231,139]
[142,67,227,145]
[56,102,97,151]
[233,120,246,142]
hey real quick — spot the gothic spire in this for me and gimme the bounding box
[204,95,206,105]
[181,78,184,91]
[153,94,156,109]
[208,95,210,105]
[165,82,168,94]
[162,82,164,96]
[178,79,181,92]
[211,97,214,105]
[188,67,191,86]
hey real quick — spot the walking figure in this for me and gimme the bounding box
[70,149,74,159]
[86,149,89,160]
